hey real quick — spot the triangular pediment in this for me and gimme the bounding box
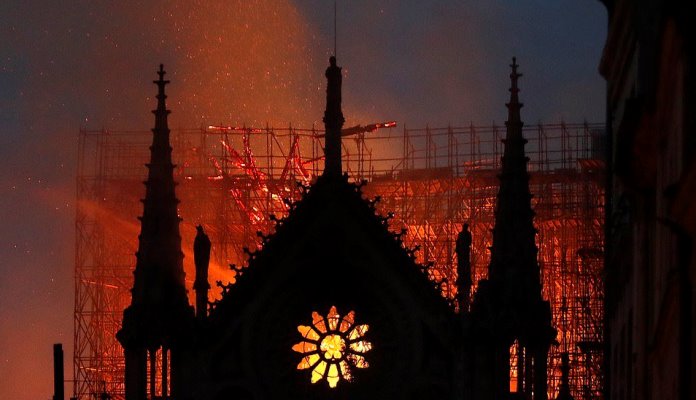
[199,175,457,399]
[209,175,452,323]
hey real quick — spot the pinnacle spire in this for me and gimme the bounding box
[127,63,188,312]
[323,56,345,176]
[117,65,193,400]
[488,57,539,292]
[469,57,555,400]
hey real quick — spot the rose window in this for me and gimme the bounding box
[292,306,372,388]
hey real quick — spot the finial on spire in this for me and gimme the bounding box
[154,64,170,93]
[509,56,522,96]
[506,57,524,129]
[157,64,166,81]
[511,57,519,75]
[153,64,171,130]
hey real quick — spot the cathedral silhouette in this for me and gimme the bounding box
[117,57,556,400]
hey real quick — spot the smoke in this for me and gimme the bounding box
[1,1,323,399]
[0,1,606,399]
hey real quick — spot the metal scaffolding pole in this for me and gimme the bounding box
[74,122,605,400]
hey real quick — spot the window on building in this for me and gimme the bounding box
[292,306,372,388]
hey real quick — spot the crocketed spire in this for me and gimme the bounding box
[119,64,191,349]
[487,57,540,294]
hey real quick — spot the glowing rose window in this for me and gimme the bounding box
[292,306,372,388]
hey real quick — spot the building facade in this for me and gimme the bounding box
[600,1,696,399]
[118,57,556,400]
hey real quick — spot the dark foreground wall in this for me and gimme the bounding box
[600,1,696,399]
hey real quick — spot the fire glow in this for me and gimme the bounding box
[75,121,604,400]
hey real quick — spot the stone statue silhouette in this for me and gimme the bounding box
[455,223,473,310]
[194,225,211,268]
[193,225,211,320]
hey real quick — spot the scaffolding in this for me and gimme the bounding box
[74,122,604,400]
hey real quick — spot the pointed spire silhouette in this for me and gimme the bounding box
[488,57,540,293]
[135,64,186,300]
[118,64,193,400]
[468,56,555,400]
[127,64,188,318]
[323,56,345,176]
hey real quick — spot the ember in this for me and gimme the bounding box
[75,120,603,399]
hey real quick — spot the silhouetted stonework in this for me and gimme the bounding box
[323,56,344,177]
[193,225,211,321]
[455,223,473,311]
[600,2,696,400]
[469,58,556,400]
[117,65,195,400]
[119,57,556,400]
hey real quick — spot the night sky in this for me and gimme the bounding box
[0,1,606,399]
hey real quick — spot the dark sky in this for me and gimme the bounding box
[0,1,606,399]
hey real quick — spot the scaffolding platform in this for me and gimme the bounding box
[74,122,605,399]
